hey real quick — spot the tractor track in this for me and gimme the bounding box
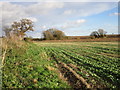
[53,55,91,89]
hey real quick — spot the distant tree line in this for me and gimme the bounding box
[3,18,108,41]
[42,28,107,40]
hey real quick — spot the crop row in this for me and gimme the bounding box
[43,44,120,88]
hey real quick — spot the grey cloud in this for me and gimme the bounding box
[25,2,64,15]
[0,2,117,37]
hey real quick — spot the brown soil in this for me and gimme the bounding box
[33,37,119,42]
[56,62,91,89]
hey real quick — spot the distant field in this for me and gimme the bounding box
[2,41,120,88]
[33,37,119,42]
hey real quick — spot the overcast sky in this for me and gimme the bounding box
[0,1,119,38]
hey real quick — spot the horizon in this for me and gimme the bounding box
[0,2,119,38]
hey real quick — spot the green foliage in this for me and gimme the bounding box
[36,42,120,88]
[2,41,120,88]
[2,43,69,88]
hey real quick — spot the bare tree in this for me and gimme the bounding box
[11,19,34,40]
[98,29,107,37]
[3,19,34,40]
[3,26,12,37]
[43,30,54,40]
[90,31,100,38]
[43,28,65,40]
[90,29,107,38]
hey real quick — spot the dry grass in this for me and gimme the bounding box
[47,66,56,71]
[1,37,27,66]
